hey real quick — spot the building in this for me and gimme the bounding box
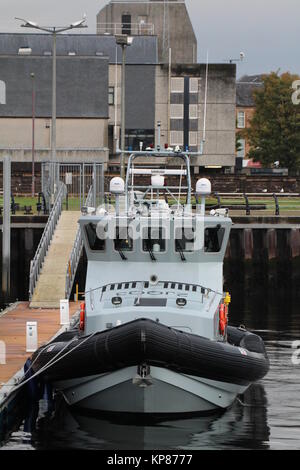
[236,75,263,165]
[0,28,237,173]
[0,33,110,165]
[100,0,236,173]
[97,0,197,64]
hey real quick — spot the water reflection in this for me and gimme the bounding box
[10,383,267,451]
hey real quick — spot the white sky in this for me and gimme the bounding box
[0,0,299,77]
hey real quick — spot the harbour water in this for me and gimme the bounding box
[1,261,300,451]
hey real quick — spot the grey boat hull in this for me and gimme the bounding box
[54,366,248,414]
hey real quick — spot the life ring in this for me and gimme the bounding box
[79,302,85,331]
[219,303,228,336]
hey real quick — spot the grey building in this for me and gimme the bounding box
[154,63,237,172]
[0,33,111,164]
[0,32,237,172]
[97,0,197,64]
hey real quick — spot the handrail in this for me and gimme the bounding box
[65,185,94,299]
[29,182,67,300]
[83,280,224,303]
[97,22,155,36]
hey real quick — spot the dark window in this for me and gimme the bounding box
[125,129,155,151]
[114,226,133,252]
[85,223,105,251]
[122,14,131,35]
[143,227,166,253]
[204,226,225,253]
[109,86,115,105]
[175,227,195,252]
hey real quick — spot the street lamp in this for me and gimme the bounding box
[16,15,88,201]
[30,72,35,197]
[115,34,134,179]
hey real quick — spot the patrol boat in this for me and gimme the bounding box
[31,152,269,415]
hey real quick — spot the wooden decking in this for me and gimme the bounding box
[0,301,79,386]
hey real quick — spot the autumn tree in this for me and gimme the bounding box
[244,72,300,172]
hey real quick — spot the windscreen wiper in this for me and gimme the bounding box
[118,249,127,261]
[147,240,157,262]
[175,240,186,262]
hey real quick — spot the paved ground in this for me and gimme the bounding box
[0,301,79,386]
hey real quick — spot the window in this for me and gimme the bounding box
[125,129,155,151]
[170,104,184,119]
[237,111,245,129]
[143,227,166,253]
[0,80,6,105]
[189,132,198,146]
[122,14,131,35]
[109,86,115,105]
[204,226,225,253]
[85,224,106,251]
[175,228,195,253]
[170,131,184,146]
[114,226,133,252]
[189,104,198,119]
[190,78,199,93]
[171,77,184,93]
[237,138,246,158]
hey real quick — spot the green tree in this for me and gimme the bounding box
[244,72,300,172]
[236,132,243,154]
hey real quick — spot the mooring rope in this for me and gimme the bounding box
[0,331,98,393]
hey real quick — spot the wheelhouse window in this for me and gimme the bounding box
[143,227,166,253]
[175,227,195,252]
[114,226,133,252]
[204,226,225,253]
[85,223,106,251]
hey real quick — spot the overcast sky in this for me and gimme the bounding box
[0,0,299,77]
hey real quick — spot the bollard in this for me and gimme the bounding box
[0,340,6,365]
[26,322,38,353]
[60,299,70,326]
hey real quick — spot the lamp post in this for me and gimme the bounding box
[31,72,35,197]
[16,15,88,200]
[115,35,133,180]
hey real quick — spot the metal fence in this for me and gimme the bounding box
[42,162,104,211]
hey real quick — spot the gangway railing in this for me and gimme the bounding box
[29,182,67,300]
[65,185,93,300]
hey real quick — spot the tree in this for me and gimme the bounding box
[236,132,243,154]
[244,72,300,172]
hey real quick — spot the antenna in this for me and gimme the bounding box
[163,0,170,62]
[200,51,209,154]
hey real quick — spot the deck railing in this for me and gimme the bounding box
[29,182,67,300]
[65,185,94,300]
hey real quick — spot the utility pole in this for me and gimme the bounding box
[31,72,36,197]
[115,35,133,179]
[16,15,88,202]
[2,155,11,302]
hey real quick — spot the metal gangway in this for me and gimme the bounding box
[29,163,104,308]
